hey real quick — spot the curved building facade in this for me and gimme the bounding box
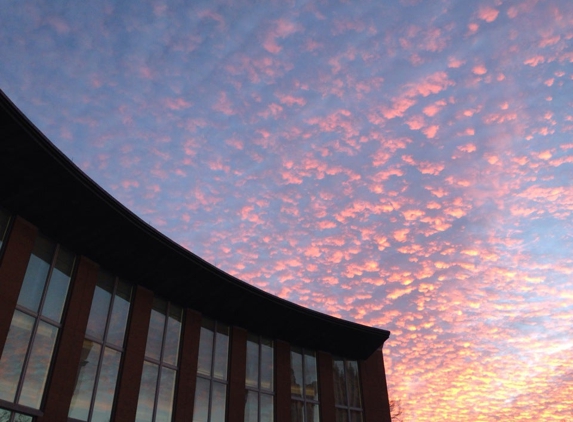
[0,91,392,422]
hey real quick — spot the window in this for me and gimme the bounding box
[0,235,75,410]
[192,318,229,422]
[245,334,274,422]
[0,407,33,422]
[0,208,10,252]
[333,358,363,422]
[135,298,183,422]
[68,271,133,422]
[290,347,319,422]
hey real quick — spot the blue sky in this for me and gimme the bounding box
[2,0,573,420]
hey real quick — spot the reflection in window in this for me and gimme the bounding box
[135,298,182,422]
[290,347,319,422]
[333,358,363,422]
[245,333,274,422]
[0,208,10,252]
[193,318,229,422]
[0,235,75,410]
[0,407,33,422]
[68,271,132,422]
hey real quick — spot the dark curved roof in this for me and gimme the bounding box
[0,90,389,359]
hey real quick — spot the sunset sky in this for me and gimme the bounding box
[1,0,572,420]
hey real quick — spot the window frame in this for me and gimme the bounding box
[0,234,75,420]
[245,333,274,422]
[333,358,363,422]
[290,347,320,422]
[193,318,230,422]
[135,298,183,422]
[68,273,133,422]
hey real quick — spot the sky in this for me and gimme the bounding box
[1,0,572,420]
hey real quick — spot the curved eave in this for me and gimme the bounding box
[0,91,390,359]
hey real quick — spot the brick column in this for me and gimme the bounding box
[173,310,202,422]
[275,340,291,422]
[0,217,37,357]
[227,326,247,422]
[317,351,335,422]
[359,348,391,422]
[39,257,99,422]
[114,285,154,421]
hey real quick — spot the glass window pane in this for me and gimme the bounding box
[211,381,227,422]
[0,311,34,402]
[19,321,59,408]
[290,401,304,422]
[349,410,362,422]
[14,413,33,422]
[106,280,132,348]
[246,337,259,388]
[197,326,214,377]
[0,409,33,422]
[346,361,361,408]
[245,390,258,422]
[304,352,318,400]
[163,305,182,366]
[335,408,349,422]
[260,339,273,391]
[135,362,158,422]
[92,347,122,422]
[156,367,176,422]
[260,392,273,422]
[17,236,55,312]
[86,273,114,341]
[69,340,102,421]
[213,324,229,381]
[0,409,10,422]
[290,350,303,398]
[307,403,320,422]
[42,247,74,322]
[192,377,210,422]
[333,359,347,406]
[145,304,166,361]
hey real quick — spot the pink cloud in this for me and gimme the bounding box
[198,9,226,30]
[404,71,454,97]
[524,56,546,66]
[164,97,192,110]
[423,100,447,117]
[276,93,307,107]
[478,6,499,22]
[262,19,301,54]
[212,92,235,115]
[381,97,417,119]
[472,65,488,75]
[422,125,439,139]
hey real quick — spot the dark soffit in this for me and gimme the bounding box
[0,91,390,360]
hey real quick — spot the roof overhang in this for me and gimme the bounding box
[0,90,390,359]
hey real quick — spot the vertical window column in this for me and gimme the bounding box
[0,234,75,413]
[245,334,274,422]
[333,359,363,422]
[135,298,182,422]
[291,348,319,422]
[68,270,133,422]
[192,318,229,422]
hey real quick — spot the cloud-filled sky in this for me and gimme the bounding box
[2,0,573,420]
